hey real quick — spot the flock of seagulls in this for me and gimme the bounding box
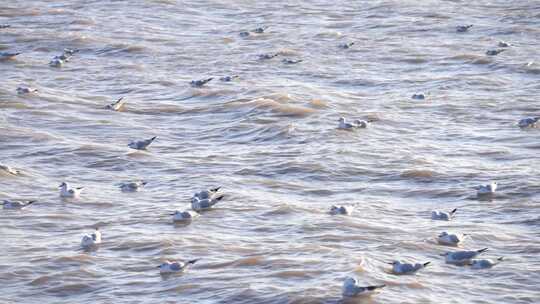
[1,20,537,300]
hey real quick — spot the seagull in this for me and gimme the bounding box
[486,49,505,56]
[282,58,303,64]
[193,187,221,200]
[239,31,250,37]
[252,26,269,34]
[190,78,213,87]
[388,261,430,275]
[191,195,225,211]
[338,42,355,49]
[0,24,11,29]
[158,259,199,274]
[342,277,385,298]
[220,75,239,82]
[258,53,279,60]
[498,41,512,48]
[3,200,35,210]
[16,87,38,95]
[518,117,539,128]
[59,182,84,198]
[105,97,126,111]
[437,231,468,246]
[63,48,79,56]
[329,205,354,215]
[442,248,488,265]
[49,58,65,67]
[456,24,473,32]
[81,228,101,249]
[128,136,157,150]
[120,181,147,192]
[469,257,503,269]
[338,117,356,130]
[431,208,457,221]
[353,119,371,128]
[171,210,200,222]
[411,93,426,100]
[0,164,19,175]
[477,182,497,196]
[0,52,20,60]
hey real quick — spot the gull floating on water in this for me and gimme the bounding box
[3,200,35,210]
[498,41,512,48]
[49,58,65,67]
[105,97,126,111]
[194,187,221,200]
[220,75,239,82]
[442,248,488,265]
[338,117,370,130]
[388,260,430,275]
[171,210,200,222]
[282,58,303,64]
[469,257,503,269]
[486,49,505,56]
[431,208,457,221]
[477,182,497,196]
[342,277,385,298]
[456,24,473,32]
[128,136,157,150]
[0,24,11,29]
[518,117,539,128]
[329,205,354,215]
[411,93,426,100]
[190,78,213,87]
[158,259,199,274]
[0,163,19,175]
[258,53,279,60]
[338,42,355,49]
[191,195,225,211]
[438,231,468,246]
[0,52,20,60]
[252,26,269,34]
[81,228,101,249]
[16,87,38,95]
[120,181,147,192]
[59,182,84,198]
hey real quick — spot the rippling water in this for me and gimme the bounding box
[1,1,540,303]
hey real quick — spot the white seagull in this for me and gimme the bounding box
[431,208,457,221]
[411,93,426,100]
[518,117,539,129]
[191,195,225,211]
[456,25,473,32]
[105,97,126,111]
[193,187,221,200]
[3,200,35,210]
[437,231,468,246]
[59,182,84,198]
[477,182,497,196]
[120,181,147,192]
[498,41,512,48]
[469,257,503,269]
[342,277,385,298]
[81,228,102,249]
[128,136,157,150]
[388,260,430,275]
[442,248,488,265]
[16,87,38,94]
[171,210,200,222]
[0,164,19,175]
[158,259,199,274]
[338,42,355,49]
[329,205,354,215]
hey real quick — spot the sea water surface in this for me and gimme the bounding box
[1,1,540,303]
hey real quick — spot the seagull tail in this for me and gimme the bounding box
[366,285,386,290]
[215,195,225,202]
[450,208,458,215]
[210,186,221,192]
[497,257,504,261]
[188,259,200,264]
[477,248,489,253]
[423,261,431,267]
[150,136,157,141]
[26,201,36,206]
